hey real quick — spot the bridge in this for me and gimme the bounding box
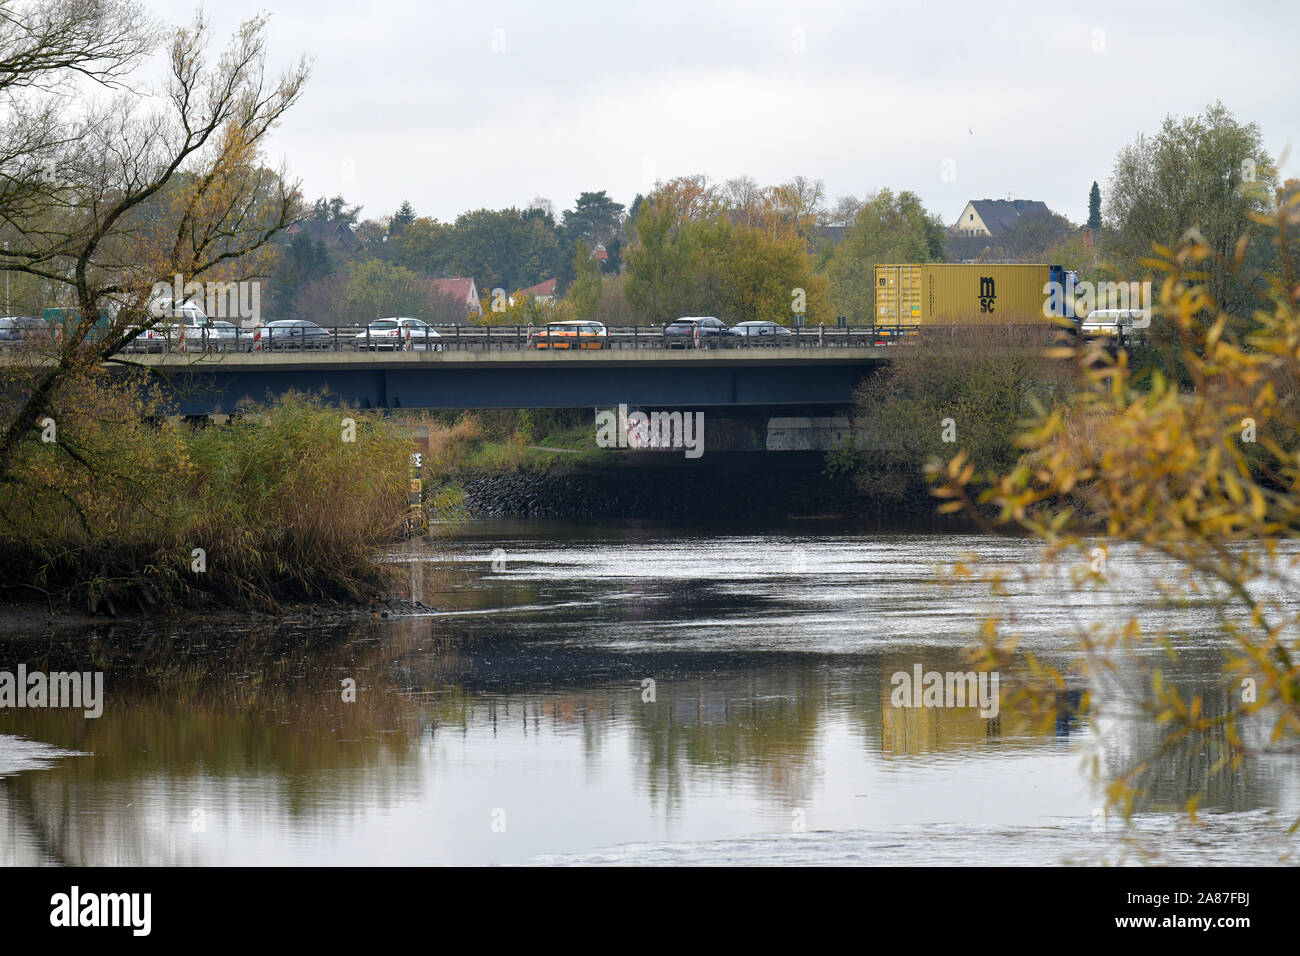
[120,346,889,414]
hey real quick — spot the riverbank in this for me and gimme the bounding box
[0,392,416,615]
[0,594,444,635]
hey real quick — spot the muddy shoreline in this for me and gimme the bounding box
[0,596,440,638]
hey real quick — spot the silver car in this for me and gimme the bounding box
[248,319,334,351]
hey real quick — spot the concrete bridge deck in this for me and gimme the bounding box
[112,347,889,412]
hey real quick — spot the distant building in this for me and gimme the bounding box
[949,199,1053,238]
[509,278,558,306]
[432,276,482,315]
[284,219,361,252]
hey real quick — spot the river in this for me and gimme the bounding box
[1,520,1296,866]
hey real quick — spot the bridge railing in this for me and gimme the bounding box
[114,323,925,355]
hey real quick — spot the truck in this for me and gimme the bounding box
[42,306,115,340]
[873,263,1080,331]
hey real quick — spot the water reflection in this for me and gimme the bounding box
[0,523,1296,864]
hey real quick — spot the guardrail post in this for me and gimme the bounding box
[455,324,460,350]
[516,324,521,349]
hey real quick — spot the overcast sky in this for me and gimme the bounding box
[147,0,1298,228]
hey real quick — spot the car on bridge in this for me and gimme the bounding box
[355,317,443,351]
[248,319,333,351]
[1080,308,1148,343]
[534,320,608,350]
[0,315,52,347]
[200,320,246,350]
[664,316,732,348]
[728,321,793,345]
[123,299,246,352]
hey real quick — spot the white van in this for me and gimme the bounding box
[127,299,240,352]
[1080,308,1149,341]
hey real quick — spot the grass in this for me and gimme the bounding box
[415,408,613,477]
[0,382,417,613]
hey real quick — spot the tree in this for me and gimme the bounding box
[622,197,704,322]
[312,195,361,225]
[527,196,555,219]
[773,175,826,239]
[565,241,602,320]
[843,325,1070,510]
[1105,101,1274,322]
[824,195,864,227]
[352,218,387,246]
[560,190,624,248]
[344,260,434,322]
[602,235,623,275]
[827,189,946,322]
[389,200,415,237]
[934,197,1300,843]
[623,183,830,326]
[270,231,333,319]
[1087,181,1102,230]
[390,216,453,275]
[0,11,310,482]
[446,208,562,293]
[723,176,764,228]
[0,0,158,230]
[721,223,831,326]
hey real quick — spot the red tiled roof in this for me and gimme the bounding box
[516,278,557,298]
[432,277,475,301]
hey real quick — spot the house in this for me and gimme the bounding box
[509,278,558,306]
[431,276,482,315]
[949,199,1052,238]
[284,219,361,252]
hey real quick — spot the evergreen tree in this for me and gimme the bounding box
[311,195,361,225]
[1087,181,1102,230]
[272,232,334,319]
[390,200,415,237]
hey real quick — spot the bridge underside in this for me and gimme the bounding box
[123,351,884,413]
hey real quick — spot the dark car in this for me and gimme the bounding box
[663,316,731,349]
[0,316,51,346]
[728,321,794,346]
[249,319,333,351]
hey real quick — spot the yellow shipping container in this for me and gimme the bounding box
[875,263,1056,327]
